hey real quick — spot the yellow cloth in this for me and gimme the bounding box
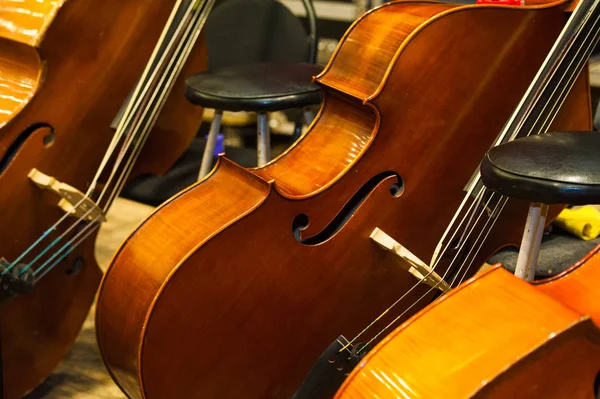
[555,206,600,241]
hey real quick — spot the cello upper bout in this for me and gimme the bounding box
[0,0,66,46]
[316,1,457,100]
[0,0,58,129]
[0,38,43,130]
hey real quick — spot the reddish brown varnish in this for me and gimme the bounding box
[335,260,600,399]
[0,1,206,398]
[96,1,592,398]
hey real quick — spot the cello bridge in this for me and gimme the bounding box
[370,228,450,293]
[28,168,106,222]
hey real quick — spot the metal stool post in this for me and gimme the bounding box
[198,110,223,180]
[514,203,548,281]
[303,107,315,126]
[257,112,271,166]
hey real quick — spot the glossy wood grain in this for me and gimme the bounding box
[537,243,600,324]
[335,266,600,399]
[0,38,41,128]
[0,1,207,398]
[0,0,65,46]
[96,1,592,398]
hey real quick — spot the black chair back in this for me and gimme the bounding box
[206,0,318,69]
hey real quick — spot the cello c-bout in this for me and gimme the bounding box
[96,1,591,398]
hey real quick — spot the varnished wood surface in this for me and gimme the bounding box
[0,1,206,398]
[537,243,600,325]
[97,1,592,398]
[335,265,600,398]
[0,39,41,128]
[0,0,65,46]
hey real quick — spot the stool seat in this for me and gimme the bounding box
[481,131,600,205]
[185,63,322,112]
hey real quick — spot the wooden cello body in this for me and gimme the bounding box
[0,1,206,397]
[335,247,600,399]
[96,1,591,398]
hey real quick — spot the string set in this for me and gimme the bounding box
[2,0,215,284]
[340,0,600,355]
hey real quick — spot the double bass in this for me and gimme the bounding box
[0,0,211,397]
[96,0,592,398]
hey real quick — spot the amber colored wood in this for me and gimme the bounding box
[0,39,42,129]
[96,1,592,398]
[0,0,65,46]
[537,243,600,325]
[334,266,600,399]
[0,1,206,398]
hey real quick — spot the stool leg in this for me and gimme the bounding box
[303,107,315,126]
[198,110,223,180]
[514,203,549,281]
[257,112,271,166]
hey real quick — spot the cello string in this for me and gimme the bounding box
[454,17,600,285]
[344,9,600,349]
[95,0,204,205]
[31,1,213,279]
[432,0,597,266]
[106,0,214,205]
[2,0,197,275]
[94,0,202,206]
[87,0,190,197]
[430,6,599,277]
[103,0,215,210]
[450,29,600,288]
[449,197,509,287]
[34,222,103,282]
[15,0,203,277]
[339,187,495,352]
[427,186,488,274]
[449,9,600,285]
[31,2,208,278]
[528,20,600,137]
[32,217,102,279]
[100,0,213,210]
[358,194,509,352]
[353,15,600,350]
[24,0,596,282]
[452,199,510,288]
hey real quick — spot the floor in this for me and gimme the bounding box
[25,198,155,399]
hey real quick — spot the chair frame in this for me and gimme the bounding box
[198,0,319,179]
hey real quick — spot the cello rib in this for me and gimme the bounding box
[334,266,600,399]
[0,0,65,46]
[0,39,42,129]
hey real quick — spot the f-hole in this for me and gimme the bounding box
[594,369,600,398]
[293,171,404,245]
[0,123,55,174]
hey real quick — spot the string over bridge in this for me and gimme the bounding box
[28,169,106,222]
[370,228,450,292]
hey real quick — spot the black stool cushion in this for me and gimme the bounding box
[480,131,600,205]
[185,63,323,112]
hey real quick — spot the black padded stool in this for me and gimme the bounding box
[481,131,600,280]
[185,0,322,179]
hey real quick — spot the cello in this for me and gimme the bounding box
[0,0,212,397]
[96,0,592,398]
[334,250,600,398]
